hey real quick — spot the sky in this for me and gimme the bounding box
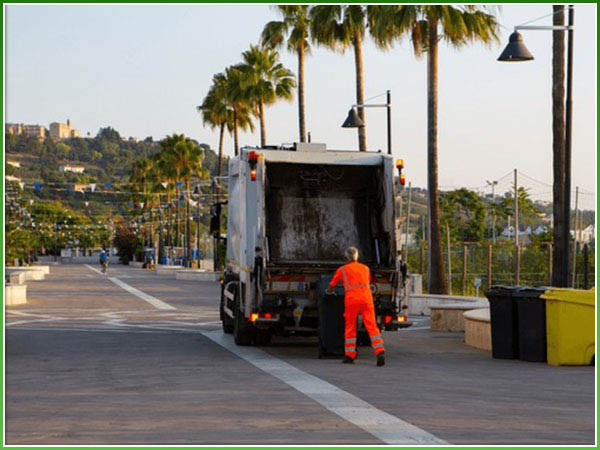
[4,4,597,204]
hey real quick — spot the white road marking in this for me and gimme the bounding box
[402,326,430,331]
[201,330,447,445]
[84,264,176,311]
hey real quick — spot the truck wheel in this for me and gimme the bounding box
[220,297,234,334]
[233,294,254,346]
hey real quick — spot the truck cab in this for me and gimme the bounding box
[215,143,410,346]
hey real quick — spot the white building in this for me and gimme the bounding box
[59,165,85,173]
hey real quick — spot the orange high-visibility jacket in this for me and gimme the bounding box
[329,261,373,303]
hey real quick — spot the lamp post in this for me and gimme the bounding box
[497,5,574,287]
[486,180,498,243]
[342,90,392,155]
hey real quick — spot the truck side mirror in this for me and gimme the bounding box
[210,204,221,237]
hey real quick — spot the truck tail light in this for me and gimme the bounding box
[396,159,405,186]
[398,315,407,322]
[249,150,259,162]
[250,312,278,322]
[384,315,393,324]
[250,169,257,181]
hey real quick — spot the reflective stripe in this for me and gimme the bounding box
[370,334,382,342]
[341,267,367,291]
[345,346,356,352]
[373,343,385,349]
[345,338,356,344]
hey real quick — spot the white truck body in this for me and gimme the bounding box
[218,143,408,345]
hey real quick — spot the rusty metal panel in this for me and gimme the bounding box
[265,163,388,265]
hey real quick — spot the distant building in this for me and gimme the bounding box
[573,225,595,244]
[7,160,21,168]
[6,123,47,139]
[59,165,85,173]
[50,119,80,140]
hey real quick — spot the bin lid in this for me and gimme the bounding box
[512,286,548,299]
[541,288,595,307]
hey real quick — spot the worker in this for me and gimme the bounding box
[326,246,385,366]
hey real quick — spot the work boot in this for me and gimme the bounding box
[342,356,355,364]
[376,352,385,367]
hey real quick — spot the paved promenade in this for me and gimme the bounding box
[5,264,596,445]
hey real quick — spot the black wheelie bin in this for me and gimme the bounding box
[486,286,520,359]
[514,287,548,362]
[317,275,345,359]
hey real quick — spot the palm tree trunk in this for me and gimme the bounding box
[426,19,447,295]
[297,44,307,143]
[552,5,566,287]
[353,31,367,152]
[259,98,267,147]
[233,108,239,156]
[218,122,225,177]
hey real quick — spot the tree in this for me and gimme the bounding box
[217,66,255,156]
[239,45,295,147]
[262,5,312,143]
[156,134,209,263]
[198,74,234,178]
[369,5,499,294]
[310,5,369,151]
[440,189,486,242]
[96,126,121,142]
[552,5,566,287]
[497,187,541,227]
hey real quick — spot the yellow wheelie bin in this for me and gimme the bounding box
[541,288,595,366]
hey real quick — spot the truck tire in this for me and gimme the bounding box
[220,276,235,334]
[233,293,254,346]
[220,298,234,334]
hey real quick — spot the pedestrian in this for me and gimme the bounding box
[99,248,108,274]
[326,246,385,366]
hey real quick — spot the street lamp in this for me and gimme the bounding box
[497,5,574,287]
[342,90,392,155]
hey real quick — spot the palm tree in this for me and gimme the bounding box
[157,134,208,264]
[130,157,154,252]
[369,5,499,294]
[262,5,311,143]
[239,45,296,147]
[197,76,232,178]
[221,66,255,156]
[310,5,369,151]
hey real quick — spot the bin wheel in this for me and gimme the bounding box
[591,354,595,366]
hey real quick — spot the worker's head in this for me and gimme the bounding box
[344,246,359,262]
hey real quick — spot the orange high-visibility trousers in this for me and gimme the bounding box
[343,299,385,359]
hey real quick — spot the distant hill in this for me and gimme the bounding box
[5,127,224,186]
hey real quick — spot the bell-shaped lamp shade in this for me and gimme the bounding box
[497,31,534,62]
[342,108,364,128]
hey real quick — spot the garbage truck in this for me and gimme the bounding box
[212,142,411,346]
